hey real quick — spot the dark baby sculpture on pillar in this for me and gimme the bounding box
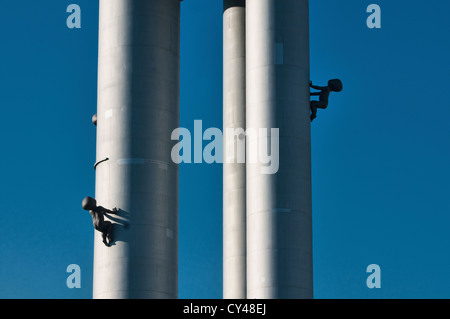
[82,196,118,247]
[309,79,343,122]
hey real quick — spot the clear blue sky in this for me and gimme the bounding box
[0,0,449,299]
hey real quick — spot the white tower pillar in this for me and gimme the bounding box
[93,0,180,298]
[246,0,313,299]
[223,0,246,299]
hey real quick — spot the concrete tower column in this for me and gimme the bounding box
[223,0,246,299]
[246,0,313,299]
[94,0,180,298]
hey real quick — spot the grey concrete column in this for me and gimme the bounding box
[223,0,246,299]
[94,0,180,298]
[246,0,313,299]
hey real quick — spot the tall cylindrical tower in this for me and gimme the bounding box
[246,0,313,298]
[223,0,246,299]
[93,0,180,298]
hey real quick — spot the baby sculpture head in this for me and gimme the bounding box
[82,196,97,211]
[328,79,343,92]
